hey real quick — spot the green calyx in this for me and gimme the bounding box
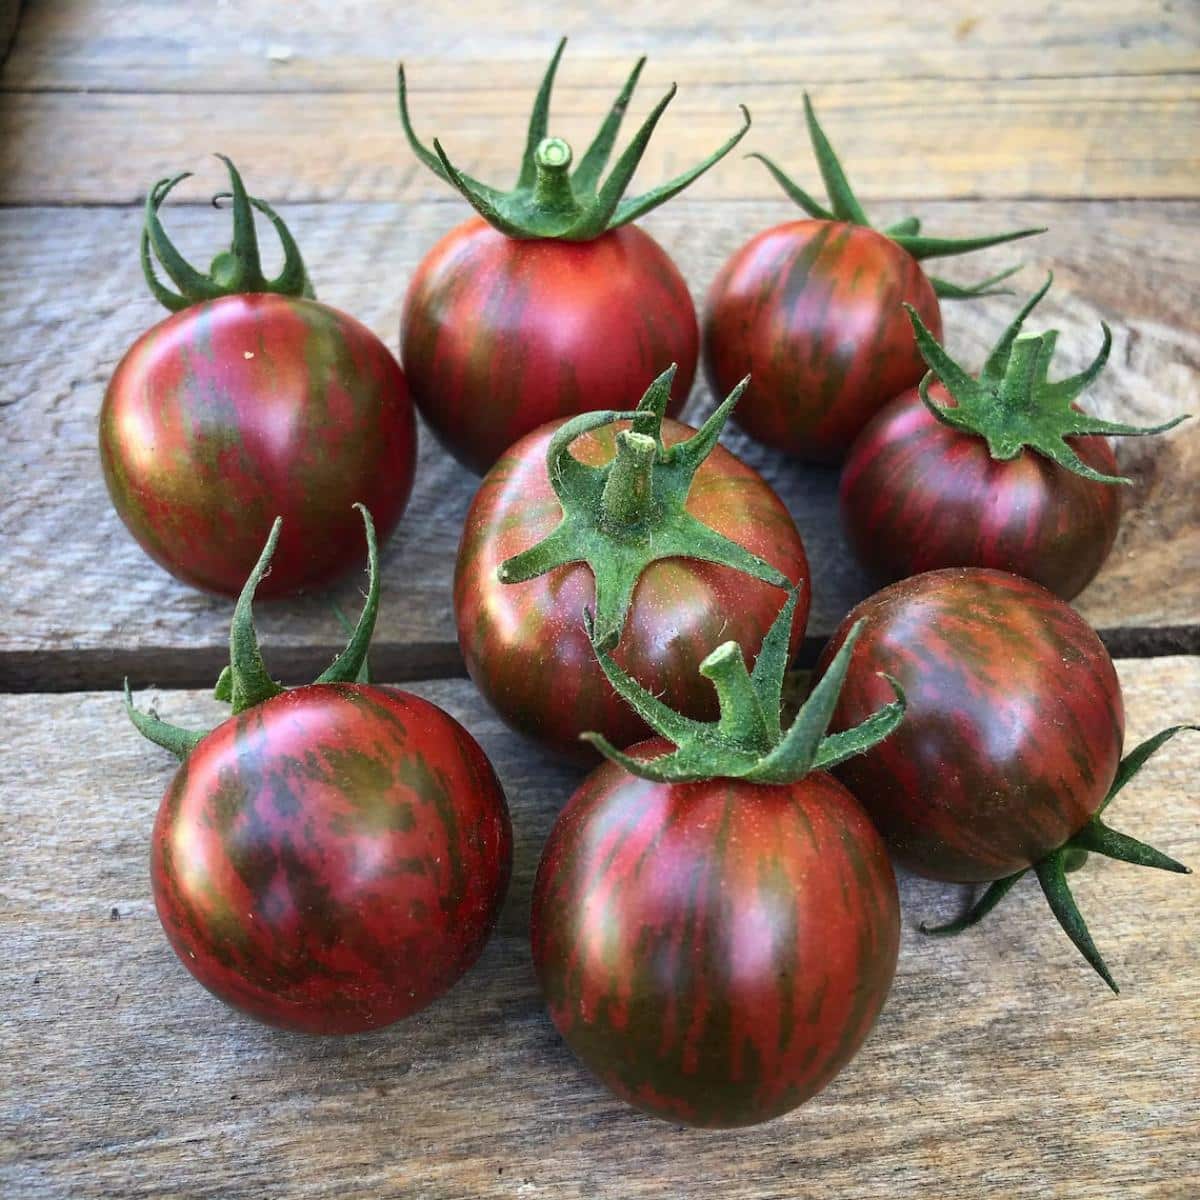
[922,724,1198,993]
[142,154,315,313]
[906,275,1190,484]
[497,365,791,652]
[581,592,906,783]
[749,93,1044,298]
[397,37,750,240]
[124,505,379,760]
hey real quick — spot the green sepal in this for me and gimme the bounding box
[497,365,791,651]
[749,93,1042,290]
[919,724,1196,991]
[581,598,906,785]
[398,38,750,241]
[906,275,1190,484]
[125,506,382,759]
[141,155,314,313]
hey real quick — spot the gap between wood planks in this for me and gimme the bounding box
[2,626,1197,695]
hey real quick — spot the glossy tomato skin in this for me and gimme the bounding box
[402,218,696,474]
[819,569,1125,883]
[101,294,417,598]
[454,418,810,761]
[151,683,512,1034]
[840,384,1122,600]
[703,220,940,462]
[531,744,900,1128]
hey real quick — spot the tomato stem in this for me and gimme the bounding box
[599,431,658,530]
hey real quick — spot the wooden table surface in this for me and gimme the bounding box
[1,3,1197,1197]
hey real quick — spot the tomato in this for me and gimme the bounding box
[402,219,694,473]
[397,39,750,473]
[454,407,810,761]
[705,220,941,461]
[820,569,1124,882]
[701,95,1041,461]
[100,158,417,598]
[531,749,899,1126]
[840,383,1121,599]
[130,508,511,1033]
[151,684,512,1034]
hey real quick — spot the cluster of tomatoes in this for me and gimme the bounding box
[106,43,1192,1129]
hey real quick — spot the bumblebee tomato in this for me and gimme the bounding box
[100,158,416,599]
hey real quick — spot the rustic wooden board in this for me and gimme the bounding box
[1,198,1196,688]
[1,658,1196,1199]
[3,73,1197,206]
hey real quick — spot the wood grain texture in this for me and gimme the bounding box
[1,658,1196,1199]
[1,198,1195,685]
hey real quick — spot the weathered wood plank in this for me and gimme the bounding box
[1,658,1196,1198]
[1,199,1195,686]
[5,0,1197,91]
[2,71,1196,206]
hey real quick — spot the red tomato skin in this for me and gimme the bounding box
[454,418,811,761]
[840,384,1122,600]
[819,569,1125,883]
[150,684,512,1034]
[401,218,696,474]
[100,294,417,598]
[531,746,900,1128]
[702,220,941,462]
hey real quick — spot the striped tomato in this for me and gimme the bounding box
[129,509,512,1033]
[100,157,416,598]
[839,278,1186,599]
[397,39,750,473]
[702,95,1041,462]
[454,373,810,761]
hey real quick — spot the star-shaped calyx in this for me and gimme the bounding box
[398,37,750,241]
[125,506,378,760]
[905,275,1190,484]
[750,94,1044,298]
[581,589,906,784]
[497,365,793,652]
[922,723,1197,993]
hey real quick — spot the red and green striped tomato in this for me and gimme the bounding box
[840,383,1122,600]
[101,293,417,598]
[820,568,1125,882]
[454,418,810,761]
[531,742,900,1128]
[702,220,940,462]
[401,218,695,474]
[151,683,512,1034]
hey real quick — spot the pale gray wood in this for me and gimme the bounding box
[1,658,1197,1198]
[1,199,1196,686]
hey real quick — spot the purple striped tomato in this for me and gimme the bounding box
[130,509,512,1033]
[397,40,750,473]
[703,95,1041,462]
[100,157,416,598]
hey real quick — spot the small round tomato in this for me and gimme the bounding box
[402,220,695,474]
[100,158,417,599]
[454,408,810,761]
[820,568,1124,882]
[397,40,751,473]
[532,745,899,1128]
[702,95,1040,462]
[152,683,512,1034]
[840,383,1121,599]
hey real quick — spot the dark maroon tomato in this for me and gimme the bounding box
[151,683,512,1034]
[454,418,810,761]
[531,741,900,1128]
[101,293,417,598]
[402,218,695,474]
[819,569,1124,883]
[703,221,940,462]
[840,384,1122,600]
